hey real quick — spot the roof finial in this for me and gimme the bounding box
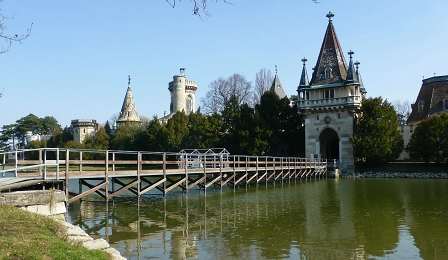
[301,57,307,65]
[354,61,360,72]
[128,75,131,87]
[326,11,334,22]
[275,65,278,74]
[348,50,354,59]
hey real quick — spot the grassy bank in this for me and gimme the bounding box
[0,204,110,260]
[355,162,447,173]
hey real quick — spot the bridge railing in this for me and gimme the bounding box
[1,148,328,179]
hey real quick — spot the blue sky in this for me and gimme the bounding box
[1,0,447,128]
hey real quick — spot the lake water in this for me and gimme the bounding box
[67,178,448,259]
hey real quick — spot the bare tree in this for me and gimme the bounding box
[254,68,273,105]
[166,0,319,17]
[201,73,253,114]
[393,99,411,126]
[0,8,32,55]
[165,0,233,18]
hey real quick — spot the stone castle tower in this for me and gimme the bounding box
[71,119,97,143]
[297,12,366,173]
[162,68,197,122]
[115,76,141,127]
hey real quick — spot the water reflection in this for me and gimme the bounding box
[67,178,448,260]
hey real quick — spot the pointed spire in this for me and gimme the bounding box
[354,61,366,94]
[299,57,310,88]
[346,50,359,83]
[309,12,348,86]
[117,76,141,125]
[270,69,287,98]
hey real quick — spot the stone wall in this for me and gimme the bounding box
[343,172,448,179]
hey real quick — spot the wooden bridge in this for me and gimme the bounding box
[0,148,327,204]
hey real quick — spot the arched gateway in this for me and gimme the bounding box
[319,128,339,160]
[296,12,367,173]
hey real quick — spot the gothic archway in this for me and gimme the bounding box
[319,128,339,160]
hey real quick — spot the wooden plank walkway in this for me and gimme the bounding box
[0,148,327,203]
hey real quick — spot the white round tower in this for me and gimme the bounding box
[168,68,197,115]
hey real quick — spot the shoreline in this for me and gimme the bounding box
[342,172,448,179]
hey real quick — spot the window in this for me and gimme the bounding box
[325,67,332,79]
[338,114,341,119]
[317,115,319,121]
[186,98,192,115]
[410,124,414,132]
[324,89,334,99]
[443,98,448,111]
[418,100,425,112]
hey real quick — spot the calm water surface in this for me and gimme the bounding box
[67,178,448,259]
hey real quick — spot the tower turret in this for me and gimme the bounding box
[167,68,197,116]
[116,75,141,127]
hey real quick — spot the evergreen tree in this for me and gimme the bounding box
[351,97,404,165]
[406,114,448,163]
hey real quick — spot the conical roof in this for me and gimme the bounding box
[298,58,310,89]
[309,12,348,86]
[270,73,287,98]
[345,50,359,83]
[117,76,141,124]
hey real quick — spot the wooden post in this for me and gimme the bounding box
[185,154,188,192]
[38,149,42,176]
[265,157,268,185]
[137,152,141,197]
[43,149,47,180]
[65,149,69,203]
[14,150,18,177]
[105,150,109,200]
[232,155,236,191]
[56,148,60,180]
[163,153,167,196]
[79,151,83,172]
[112,152,115,172]
[203,154,207,195]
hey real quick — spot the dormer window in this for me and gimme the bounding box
[418,100,425,112]
[324,67,332,79]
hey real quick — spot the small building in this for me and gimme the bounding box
[297,12,367,174]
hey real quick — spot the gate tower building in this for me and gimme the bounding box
[297,12,366,173]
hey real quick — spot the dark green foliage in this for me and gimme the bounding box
[406,114,448,163]
[0,124,17,148]
[47,126,73,148]
[351,97,404,165]
[110,121,145,151]
[181,109,223,149]
[255,91,304,156]
[28,139,47,159]
[84,128,110,150]
[164,112,190,152]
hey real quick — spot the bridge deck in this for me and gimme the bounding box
[1,148,328,203]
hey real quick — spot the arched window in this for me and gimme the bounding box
[186,95,193,115]
[325,67,332,79]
